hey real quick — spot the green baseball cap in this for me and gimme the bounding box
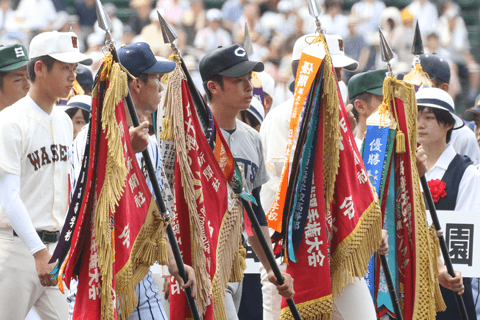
[0,44,29,72]
[348,69,387,99]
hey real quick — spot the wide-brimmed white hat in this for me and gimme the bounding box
[292,34,358,71]
[416,87,464,129]
[30,31,92,65]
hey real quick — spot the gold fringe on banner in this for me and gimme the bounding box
[160,53,182,140]
[280,294,334,320]
[94,54,129,320]
[228,244,247,283]
[211,191,244,320]
[116,201,169,319]
[330,201,382,295]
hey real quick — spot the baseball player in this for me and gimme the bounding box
[199,44,294,318]
[67,42,196,320]
[0,31,92,320]
[0,44,30,112]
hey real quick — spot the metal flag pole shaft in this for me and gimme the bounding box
[241,199,302,320]
[379,255,403,320]
[94,2,200,319]
[156,10,302,319]
[420,176,469,320]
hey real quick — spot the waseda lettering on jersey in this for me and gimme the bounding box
[27,144,68,171]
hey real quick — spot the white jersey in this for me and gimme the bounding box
[0,95,73,231]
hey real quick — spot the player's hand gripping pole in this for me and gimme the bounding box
[95,2,200,319]
[420,176,469,320]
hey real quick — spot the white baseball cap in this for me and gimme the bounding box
[256,72,275,97]
[246,96,265,124]
[292,34,358,71]
[30,31,93,65]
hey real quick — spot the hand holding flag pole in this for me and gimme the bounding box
[95,2,201,319]
[408,22,469,320]
[377,27,405,320]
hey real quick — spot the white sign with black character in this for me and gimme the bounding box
[427,210,479,277]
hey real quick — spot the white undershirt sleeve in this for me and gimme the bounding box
[0,172,45,255]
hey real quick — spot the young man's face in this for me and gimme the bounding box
[215,73,253,111]
[417,108,452,146]
[137,73,164,114]
[41,61,77,100]
[0,66,30,109]
[72,108,87,139]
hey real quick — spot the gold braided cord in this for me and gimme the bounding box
[387,79,445,318]
[167,61,211,316]
[211,189,243,320]
[280,294,333,320]
[330,201,382,295]
[94,55,129,320]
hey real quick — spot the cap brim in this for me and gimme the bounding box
[417,102,464,129]
[462,107,480,122]
[143,60,176,74]
[331,55,359,71]
[218,60,264,78]
[366,87,383,96]
[0,60,29,72]
[49,52,93,66]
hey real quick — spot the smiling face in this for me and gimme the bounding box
[417,107,453,147]
[0,66,30,110]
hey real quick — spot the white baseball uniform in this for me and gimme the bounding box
[0,95,72,320]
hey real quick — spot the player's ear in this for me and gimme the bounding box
[34,60,44,79]
[354,99,366,116]
[129,77,141,95]
[207,80,219,96]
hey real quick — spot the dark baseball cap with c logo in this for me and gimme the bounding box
[199,44,264,82]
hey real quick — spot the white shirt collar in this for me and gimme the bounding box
[429,144,456,172]
[26,94,53,119]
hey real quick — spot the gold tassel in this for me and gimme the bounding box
[157,236,169,265]
[160,116,174,140]
[396,130,406,153]
[228,244,247,282]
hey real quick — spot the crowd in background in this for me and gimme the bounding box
[1,0,480,114]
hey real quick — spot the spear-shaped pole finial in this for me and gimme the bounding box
[243,22,254,57]
[157,10,179,54]
[308,0,322,33]
[95,0,113,46]
[411,20,424,65]
[379,27,395,75]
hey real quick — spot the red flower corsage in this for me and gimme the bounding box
[427,179,447,203]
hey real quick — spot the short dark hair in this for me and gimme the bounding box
[418,106,455,143]
[65,107,90,123]
[0,71,8,90]
[27,56,56,83]
[127,72,149,85]
[238,109,260,128]
[349,92,373,122]
[203,74,224,102]
[431,78,448,89]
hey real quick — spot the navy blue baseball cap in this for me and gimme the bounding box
[118,42,176,77]
[420,54,450,84]
[75,65,94,92]
[199,44,264,82]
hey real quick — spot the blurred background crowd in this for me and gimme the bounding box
[2,0,480,114]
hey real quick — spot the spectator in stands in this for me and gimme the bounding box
[0,0,14,36]
[350,0,386,45]
[73,0,96,40]
[256,71,275,114]
[182,0,206,46]
[156,0,188,28]
[320,0,347,39]
[221,0,248,33]
[379,7,407,65]
[128,0,151,35]
[344,15,370,81]
[93,2,123,42]
[437,0,480,103]
[139,10,171,57]
[406,0,438,37]
[275,0,296,39]
[194,8,232,54]
[121,25,137,46]
[14,0,57,37]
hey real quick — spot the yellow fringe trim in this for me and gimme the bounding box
[228,244,247,283]
[330,201,383,295]
[211,190,243,320]
[116,200,169,319]
[95,55,129,320]
[280,294,334,320]
[160,52,182,141]
[429,226,447,312]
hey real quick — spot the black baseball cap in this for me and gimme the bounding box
[118,42,176,77]
[199,44,264,82]
[420,54,450,84]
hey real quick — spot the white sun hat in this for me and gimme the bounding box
[29,31,92,65]
[416,87,464,129]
